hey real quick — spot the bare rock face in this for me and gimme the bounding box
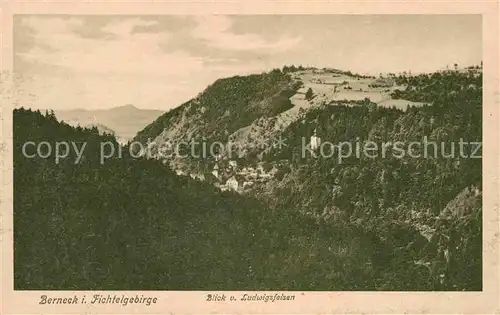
[440,185,481,221]
[421,185,482,289]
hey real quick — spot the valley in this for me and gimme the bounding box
[54,104,164,144]
[13,64,483,291]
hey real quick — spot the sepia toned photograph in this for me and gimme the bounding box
[10,13,484,291]
[1,2,499,314]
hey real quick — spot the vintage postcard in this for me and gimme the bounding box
[1,0,499,314]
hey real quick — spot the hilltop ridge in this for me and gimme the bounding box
[134,65,482,168]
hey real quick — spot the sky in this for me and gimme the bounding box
[13,14,482,111]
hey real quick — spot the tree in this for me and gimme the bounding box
[305,88,314,101]
[262,162,273,172]
[269,95,293,116]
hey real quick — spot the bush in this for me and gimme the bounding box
[268,95,294,116]
[305,88,314,101]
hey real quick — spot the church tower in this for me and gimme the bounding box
[310,128,321,150]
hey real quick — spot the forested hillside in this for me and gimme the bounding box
[134,69,299,147]
[259,69,482,290]
[12,108,431,290]
[14,67,482,291]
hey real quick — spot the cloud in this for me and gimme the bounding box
[13,15,480,111]
[72,17,117,40]
[131,16,195,34]
[100,18,158,38]
[191,15,302,53]
[13,16,275,110]
[15,16,276,79]
[15,16,207,77]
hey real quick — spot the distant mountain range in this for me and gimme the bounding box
[54,104,164,142]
